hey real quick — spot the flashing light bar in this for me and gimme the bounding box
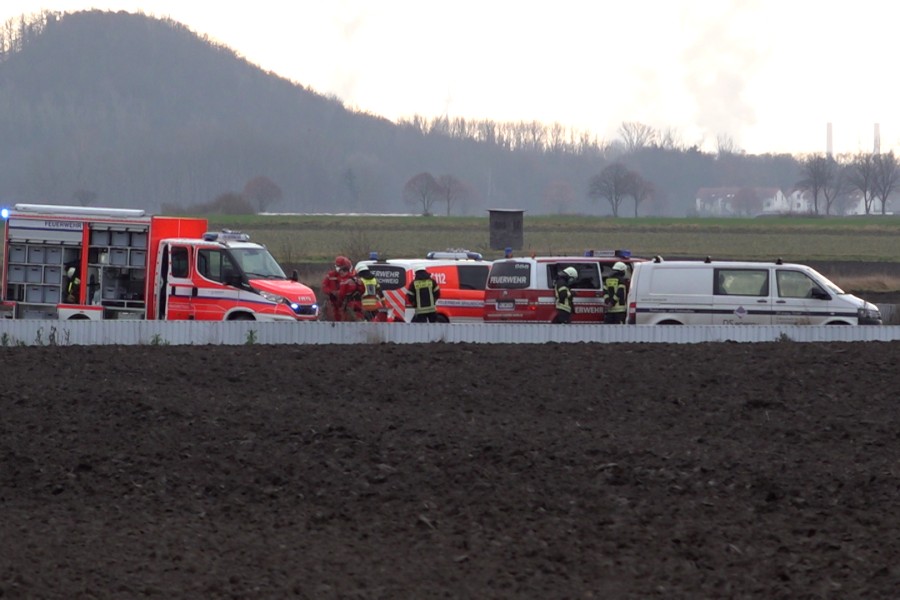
[203,230,251,242]
[583,249,632,258]
[426,249,483,261]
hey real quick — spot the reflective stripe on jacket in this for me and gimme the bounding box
[359,275,382,310]
[410,278,438,314]
[554,283,572,312]
[605,276,627,313]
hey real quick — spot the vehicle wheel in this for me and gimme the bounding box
[230,313,255,321]
[436,314,450,324]
[659,320,683,325]
[67,314,90,320]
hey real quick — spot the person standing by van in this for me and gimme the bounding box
[552,267,577,324]
[407,269,441,322]
[358,268,387,322]
[64,266,81,304]
[604,261,629,324]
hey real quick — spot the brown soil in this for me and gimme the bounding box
[2,342,900,598]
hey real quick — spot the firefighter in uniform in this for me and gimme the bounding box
[604,261,629,324]
[406,269,441,322]
[552,266,577,324]
[322,256,354,321]
[65,267,80,304]
[338,268,365,321]
[357,268,387,322]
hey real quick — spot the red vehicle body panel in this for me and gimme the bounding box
[484,254,646,323]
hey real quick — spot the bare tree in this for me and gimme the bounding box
[625,172,655,217]
[732,187,761,216]
[797,154,834,215]
[542,179,576,214]
[847,152,879,214]
[618,122,656,153]
[716,134,739,156]
[588,163,633,217]
[435,174,471,216]
[403,172,441,216]
[548,122,566,153]
[476,120,497,145]
[873,151,900,215]
[821,157,853,216]
[242,175,282,213]
[658,127,686,151]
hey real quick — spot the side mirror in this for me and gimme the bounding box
[291,269,299,282]
[224,272,243,287]
[811,288,830,300]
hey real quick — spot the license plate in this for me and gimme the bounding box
[496,300,515,311]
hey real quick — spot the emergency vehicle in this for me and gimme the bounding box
[1,204,319,321]
[483,250,646,323]
[626,257,882,325]
[355,250,491,323]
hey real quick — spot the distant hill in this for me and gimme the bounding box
[0,10,801,217]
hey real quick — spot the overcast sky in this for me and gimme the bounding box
[3,0,898,156]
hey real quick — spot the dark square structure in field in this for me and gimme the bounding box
[488,209,524,251]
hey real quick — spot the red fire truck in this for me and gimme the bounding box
[1,204,319,321]
[483,250,646,323]
[355,251,491,323]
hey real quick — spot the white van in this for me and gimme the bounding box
[627,258,882,325]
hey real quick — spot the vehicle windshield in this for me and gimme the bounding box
[809,268,845,294]
[229,247,286,279]
[487,261,530,289]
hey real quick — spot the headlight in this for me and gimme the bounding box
[257,290,286,304]
[858,306,881,319]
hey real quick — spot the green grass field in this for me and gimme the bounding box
[205,214,900,265]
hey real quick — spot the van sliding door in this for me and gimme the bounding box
[712,268,772,325]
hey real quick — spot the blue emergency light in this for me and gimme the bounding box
[369,251,379,260]
[1,207,8,219]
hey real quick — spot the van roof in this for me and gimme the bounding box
[357,258,490,269]
[636,259,808,269]
[494,255,644,264]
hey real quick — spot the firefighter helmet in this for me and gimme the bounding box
[563,267,578,279]
[334,256,352,271]
[612,261,627,273]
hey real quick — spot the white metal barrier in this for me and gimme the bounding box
[1,320,899,346]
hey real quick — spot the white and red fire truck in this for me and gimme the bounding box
[355,251,491,323]
[1,204,319,321]
[483,250,646,323]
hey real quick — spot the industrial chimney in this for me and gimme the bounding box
[826,122,833,156]
[874,123,881,154]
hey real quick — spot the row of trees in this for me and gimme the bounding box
[401,173,475,216]
[798,151,900,215]
[161,175,283,215]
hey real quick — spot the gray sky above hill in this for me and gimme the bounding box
[4,0,898,156]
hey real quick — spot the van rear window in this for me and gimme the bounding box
[367,265,406,290]
[488,261,530,289]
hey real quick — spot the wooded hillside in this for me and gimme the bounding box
[0,10,803,216]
